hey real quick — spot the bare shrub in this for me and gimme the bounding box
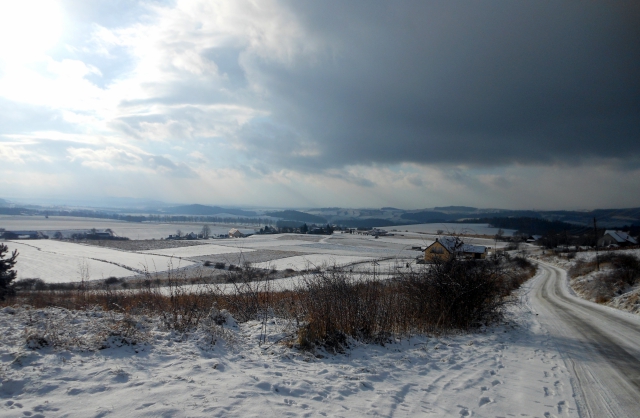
[600,253,640,286]
[13,278,46,291]
[292,257,535,349]
[6,256,536,351]
[568,259,596,278]
[104,277,120,286]
[571,253,640,304]
[576,271,622,303]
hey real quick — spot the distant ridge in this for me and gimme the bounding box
[432,206,477,212]
[265,210,327,224]
[401,211,449,223]
[165,204,257,217]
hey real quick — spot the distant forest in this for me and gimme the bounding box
[335,219,404,228]
[459,217,584,235]
[265,210,327,224]
[400,211,449,223]
[0,207,274,226]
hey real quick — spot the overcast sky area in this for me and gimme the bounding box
[0,0,639,210]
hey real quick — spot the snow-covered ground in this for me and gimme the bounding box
[139,244,255,258]
[1,242,135,283]
[252,254,374,271]
[3,231,426,283]
[4,241,194,283]
[0,274,579,418]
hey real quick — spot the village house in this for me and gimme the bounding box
[598,230,638,248]
[526,235,542,243]
[423,236,487,262]
[228,228,244,238]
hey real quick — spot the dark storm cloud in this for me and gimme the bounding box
[236,1,640,170]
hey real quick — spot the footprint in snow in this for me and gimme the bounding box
[459,406,471,416]
[479,397,492,407]
[557,400,566,414]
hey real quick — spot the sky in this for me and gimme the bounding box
[0,0,639,210]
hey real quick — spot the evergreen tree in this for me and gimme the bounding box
[0,244,18,300]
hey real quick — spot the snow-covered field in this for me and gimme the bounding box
[2,222,431,283]
[215,237,320,249]
[1,218,508,288]
[4,240,194,283]
[0,274,578,417]
[140,244,255,258]
[252,254,374,271]
[1,242,135,283]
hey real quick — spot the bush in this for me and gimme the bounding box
[105,277,120,286]
[293,257,534,348]
[13,278,46,291]
[577,271,621,303]
[568,259,596,278]
[602,253,640,286]
[3,256,536,350]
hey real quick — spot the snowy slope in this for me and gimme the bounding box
[4,241,193,282]
[0,275,579,417]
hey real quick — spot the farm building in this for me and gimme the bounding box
[228,228,245,238]
[598,230,638,247]
[423,237,486,262]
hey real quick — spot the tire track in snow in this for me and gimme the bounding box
[532,262,640,418]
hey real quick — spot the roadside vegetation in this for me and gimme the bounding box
[569,252,640,306]
[1,248,537,352]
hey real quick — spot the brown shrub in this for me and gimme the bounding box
[4,257,536,348]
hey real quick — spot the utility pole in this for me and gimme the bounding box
[593,217,599,271]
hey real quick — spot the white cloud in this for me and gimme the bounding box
[0,1,636,209]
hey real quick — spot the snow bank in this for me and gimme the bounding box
[0,291,578,417]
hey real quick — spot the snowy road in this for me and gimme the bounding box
[531,262,640,417]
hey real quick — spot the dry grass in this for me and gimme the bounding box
[4,257,536,349]
[569,253,640,304]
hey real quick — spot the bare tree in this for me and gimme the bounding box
[201,224,211,239]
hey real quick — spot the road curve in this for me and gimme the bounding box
[529,261,640,417]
